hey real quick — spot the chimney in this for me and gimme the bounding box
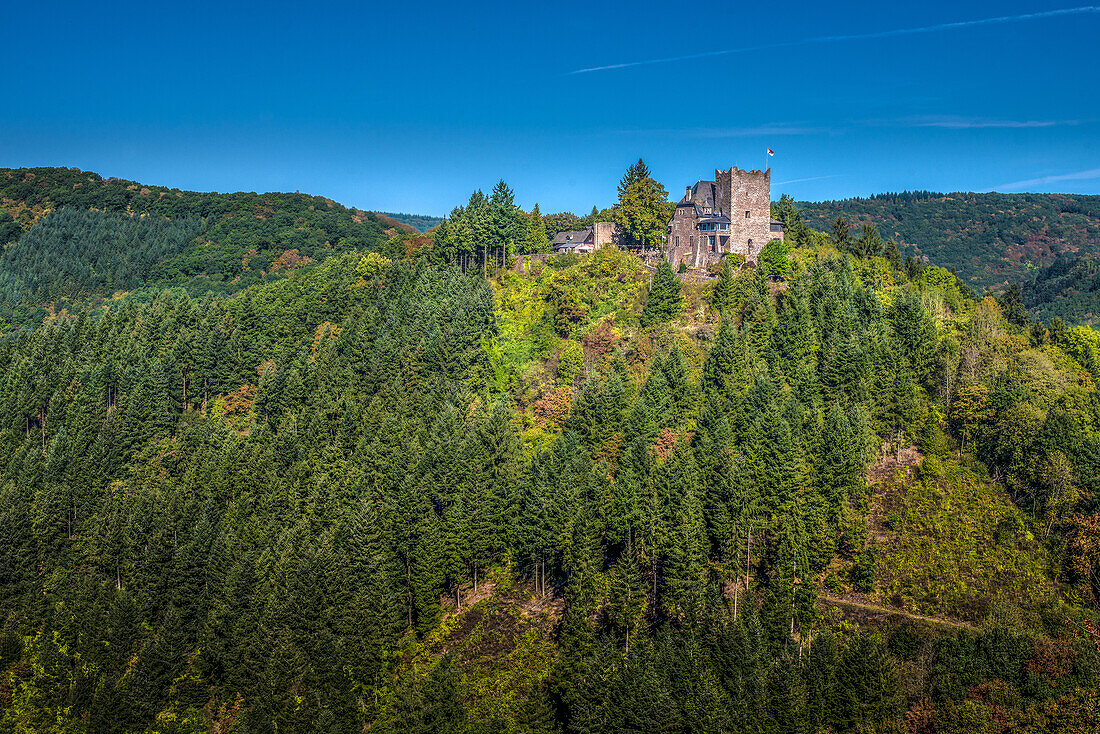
[686,185,691,200]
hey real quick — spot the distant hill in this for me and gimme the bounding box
[0,167,391,324]
[799,191,1100,290]
[1022,253,1100,325]
[377,211,444,232]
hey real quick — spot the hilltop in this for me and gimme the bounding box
[798,191,1100,290]
[0,167,391,324]
[1,216,1098,730]
[377,210,444,232]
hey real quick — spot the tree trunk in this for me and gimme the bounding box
[652,561,658,616]
[406,557,414,628]
[746,528,752,594]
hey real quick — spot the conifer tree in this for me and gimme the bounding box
[641,260,683,326]
[618,158,652,197]
[830,215,852,253]
[526,203,549,253]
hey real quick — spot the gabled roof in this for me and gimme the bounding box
[551,228,593,246]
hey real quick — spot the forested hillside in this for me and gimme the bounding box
[377,211,444,232]
[1022,252,1100,326]
[0,167,391,325]
[799,191,1100,290]
[2,187,1100,732]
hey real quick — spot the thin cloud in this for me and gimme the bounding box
[568,6,1100,74]
[774,175,844,186]
[986,167,1100,191]
[906,115,1082,129]
[618,124,819,137]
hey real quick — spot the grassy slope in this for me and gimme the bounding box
[394,567,562,726]
[868,458,1055,628]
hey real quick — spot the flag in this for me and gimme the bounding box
[767,148,775,156]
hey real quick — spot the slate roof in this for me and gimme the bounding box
[551,228,593,246]
[689,180,716,208]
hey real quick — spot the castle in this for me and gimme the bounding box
[665,167,784,268]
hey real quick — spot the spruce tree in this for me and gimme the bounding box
[641,260,683,326]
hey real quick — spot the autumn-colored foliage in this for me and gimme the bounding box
[582,318,620,363]
[222,384,256,417]
[270,248,314,271]
[533,386,574,427]
[649,427,681,461]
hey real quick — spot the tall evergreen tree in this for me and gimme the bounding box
[641,260,683,326]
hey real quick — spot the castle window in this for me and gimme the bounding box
[748,239,753,247]
[689,236,694,248]
[675,235,680,247]
[745,210,750,218]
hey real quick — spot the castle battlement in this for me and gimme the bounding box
[665,165,781,268]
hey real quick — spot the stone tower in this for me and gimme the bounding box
[665,166,776,268]
[714,166,771,260]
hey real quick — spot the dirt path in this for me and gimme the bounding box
[819,592,976,630]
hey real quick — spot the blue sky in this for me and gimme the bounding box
[3,0,1098,215]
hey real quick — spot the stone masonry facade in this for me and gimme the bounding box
[666,166,782,269]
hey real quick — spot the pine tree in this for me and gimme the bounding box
[883,238,902,269]
[618,158,652,197]
[526,203,549,254]
[614,160,669,250]
[830,215,852,253]
[856,223,884,258]
[606,554,648,653]
[641,260,683,326]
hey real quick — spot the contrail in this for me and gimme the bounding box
[568,6,1100,74]
[774,175,843,186]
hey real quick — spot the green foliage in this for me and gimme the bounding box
[613,159,672,250]
[641,260,683,326]
[376,211,444,233]
[758,238,791,279]
[876,460,1054,624]
[357,251,393,280]
[0,167,391,325]
[799,190,1100,290]
[558,340,584,385]
[0,178,1099,732]
[1023,252,1100,325]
